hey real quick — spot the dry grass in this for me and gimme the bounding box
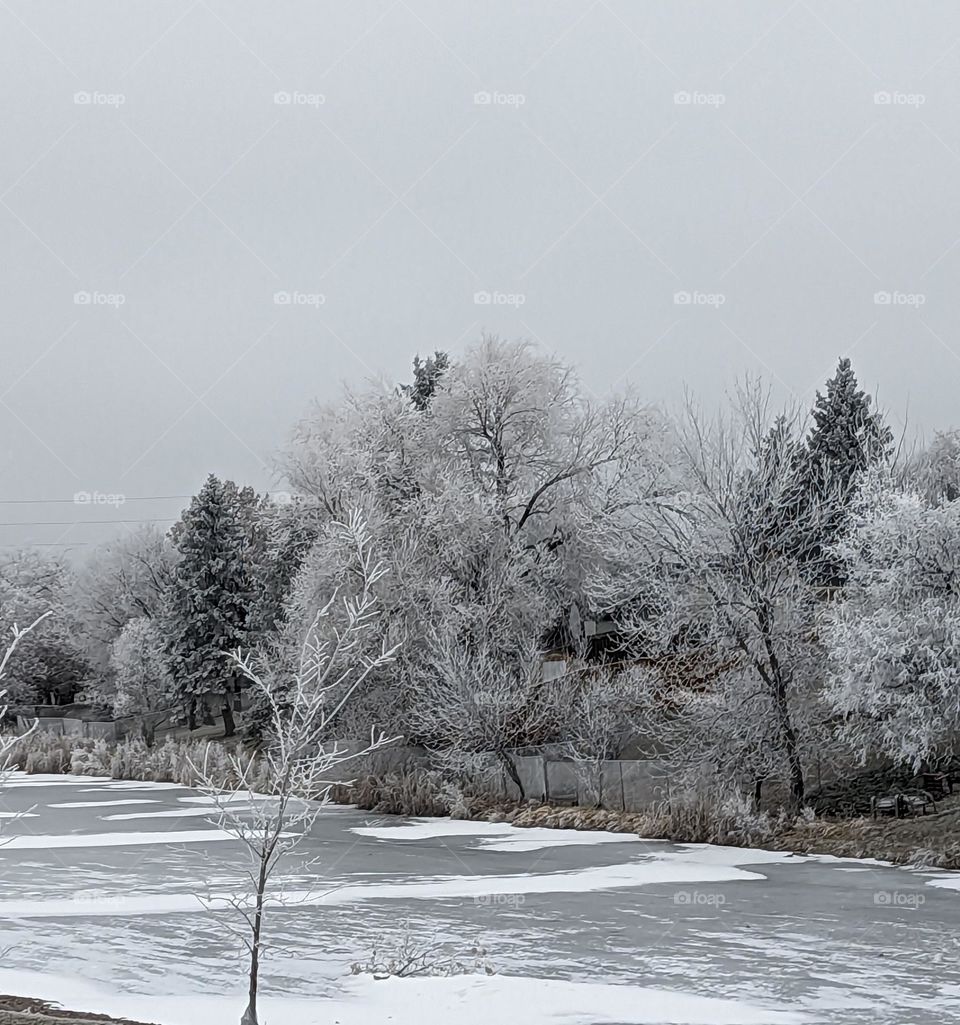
[5,732,271,792]
[11,732,960,866]
[485,790,781,847]
[774,797,960,868]
[341,768,486,818]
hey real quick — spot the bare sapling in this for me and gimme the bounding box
[0,612,53,833]
[192,513,399,1025]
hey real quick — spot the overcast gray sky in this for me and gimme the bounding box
[2,1,960,551]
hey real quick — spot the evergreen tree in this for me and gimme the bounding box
[806,358,892,491]
[163,475,261,734]
[803,358,893,583]
[402,350,450,410]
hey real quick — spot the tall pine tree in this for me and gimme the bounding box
[806,358,892,493]
[803,358,893,584]
[164,475,261,734]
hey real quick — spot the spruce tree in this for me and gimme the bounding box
[402,350,450,410]
[806,358,892,492]
[803,358,893,583]
[164,475,261,734]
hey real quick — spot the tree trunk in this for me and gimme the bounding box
[771,673,804,812]
[187,701,197,732]
[753,778,763,809]
[241,859,268,1025]
[141,719,156,747]
[762,630,805,814]
[222,701,236,738]
[498,749,526,800]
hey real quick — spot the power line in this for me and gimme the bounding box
[0,491,288,506]
[0,542,92,548]
[0,494,194,506]
[0,517,177,527]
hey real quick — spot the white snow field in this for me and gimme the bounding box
[0,773,958,1025]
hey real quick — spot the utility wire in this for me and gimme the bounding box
[0,518,177,527]
[0,495,194,505]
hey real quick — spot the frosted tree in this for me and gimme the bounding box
[108,618,174,736]
[600,386,836,810]
[910,428,960,503]
[71,525,176,681]
[561,664,664,806]
[801,357,893,583]
[164,476,262,734]
[193,512,398,1025]
[401,349,450,410]
[0,612,52,819]
[822,470,960,767]
[281,338,674,750]
[0,552,87,706]
[407,623,565,799]
[430,337,668,550]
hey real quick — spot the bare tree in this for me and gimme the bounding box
[0,612,53,820]
[599,386,838,812]
[407,626,568,800]
[562,664,662,807]
[192,513,398,1025]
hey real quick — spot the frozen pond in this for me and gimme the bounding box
[1,773,959,1024]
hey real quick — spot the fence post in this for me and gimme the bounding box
[619,761,626,812]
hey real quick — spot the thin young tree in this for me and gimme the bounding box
[193,512,399,1025]
[0,612,53,819]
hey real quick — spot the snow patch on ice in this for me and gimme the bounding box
[0,857,762,918]
[0,967,806,1024]
[0,828,239,850]
[47,800,160,809]
[178,792,283,804]
[352,819,517,841]
[2,773,113,787]
[102,807,231,821]
[925,874,960,892]
[666,843,811,866]
[353,817,644,851]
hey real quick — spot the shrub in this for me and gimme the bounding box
[350,930,494,979]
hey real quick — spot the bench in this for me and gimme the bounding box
[871,791,937,819]
[902,791,937,816]
[871,794,901,819]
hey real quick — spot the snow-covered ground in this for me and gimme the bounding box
[0,773,958,1025]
